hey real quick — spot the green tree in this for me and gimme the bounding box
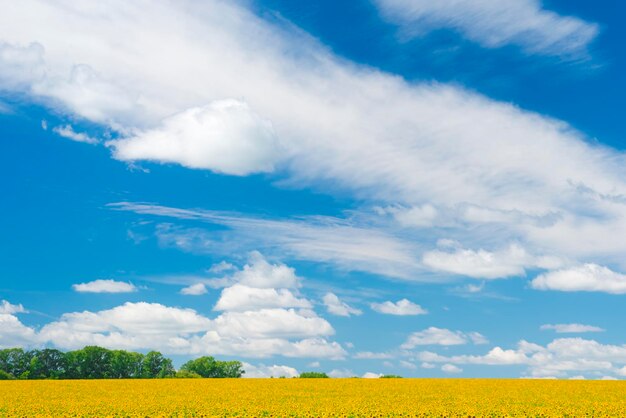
[380,375,403,378]
[218,360,245,378]
[299,372,329,378]
[0,370,15,380]
[180,356,244,378]
[110,350,144,379]
[66,346,113,379]
[174,369,202,378]
[142,351,174,378]
[0,348,33,379]
[180,356,219,378]
[28,349,67,379]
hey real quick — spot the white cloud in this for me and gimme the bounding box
[441,364,462,374]
[3,0,626,284]
[116,203,420,280]
[72,279,137,293]
[0,313,38,348]
[242,362,299,378]
[212,308,333,340]
[540,324,604,333]
[180,283,208,296]
[0,300,26,314]
[422,244,547,280]
[329,368,355,378]
[322,293,362,317]
[413,337,626,378]
[531,264,626,294]
[401,327,485,348]
[362,372,383,378]
[420,362,436,369]
[374,0,598,57]
[370,299,427,316]
[232,252,301,289]
[215,285,311,311]
[53,124,99,144]
[354,352,393,360]
[109,100,283,176]
[31,301,344,359]
[0,42,45,90]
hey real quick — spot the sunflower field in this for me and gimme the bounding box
[1,378,625,417]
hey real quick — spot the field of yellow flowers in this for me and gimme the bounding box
[1,378,626,417]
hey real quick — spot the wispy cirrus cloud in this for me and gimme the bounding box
[110,202,422,280]
[2,0,626,292]
[373,0,598,58]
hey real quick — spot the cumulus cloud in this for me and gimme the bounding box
[374,0,598,57]
[0,300,26,314]
[328,368,355,378]
[242,362,299,378]
[0,313,38,348]
[180,283,208,296]
[214,285,311,311]
[362,372,383,378]
[53,124,99,144]
[441,364,462,374]
[422,243,562,280]
[322,293,362,317]
[72,279,137,293]
[109,100,283,175]
[413,337,626,378]
[531,264,626,294]
[540,324,604,333]
[401,327,486,348]
[31,301,344,358]
[370,299,427,316]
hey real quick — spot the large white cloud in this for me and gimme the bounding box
[373,0,598,57]
[30,299,344,359]
[109,100,283,175]
[0,313,38,348]
[531,264,626,294]
[2,0,626,281]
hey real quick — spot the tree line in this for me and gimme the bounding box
[0,346,244,380]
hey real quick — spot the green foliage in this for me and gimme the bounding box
[299,372,329,378]
[0,347,243,380]
[142,351,175,378]
[0,370,15,380]
[174,370,202,378]
[29,349,68,379]
[180,356,244,378]
[0,348,33,378]
[380,375,403,378]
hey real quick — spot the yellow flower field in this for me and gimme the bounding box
[1,378,625,417]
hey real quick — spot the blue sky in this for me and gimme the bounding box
[2,0,626,379]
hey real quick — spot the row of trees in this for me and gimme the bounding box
[0,347,244,380]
